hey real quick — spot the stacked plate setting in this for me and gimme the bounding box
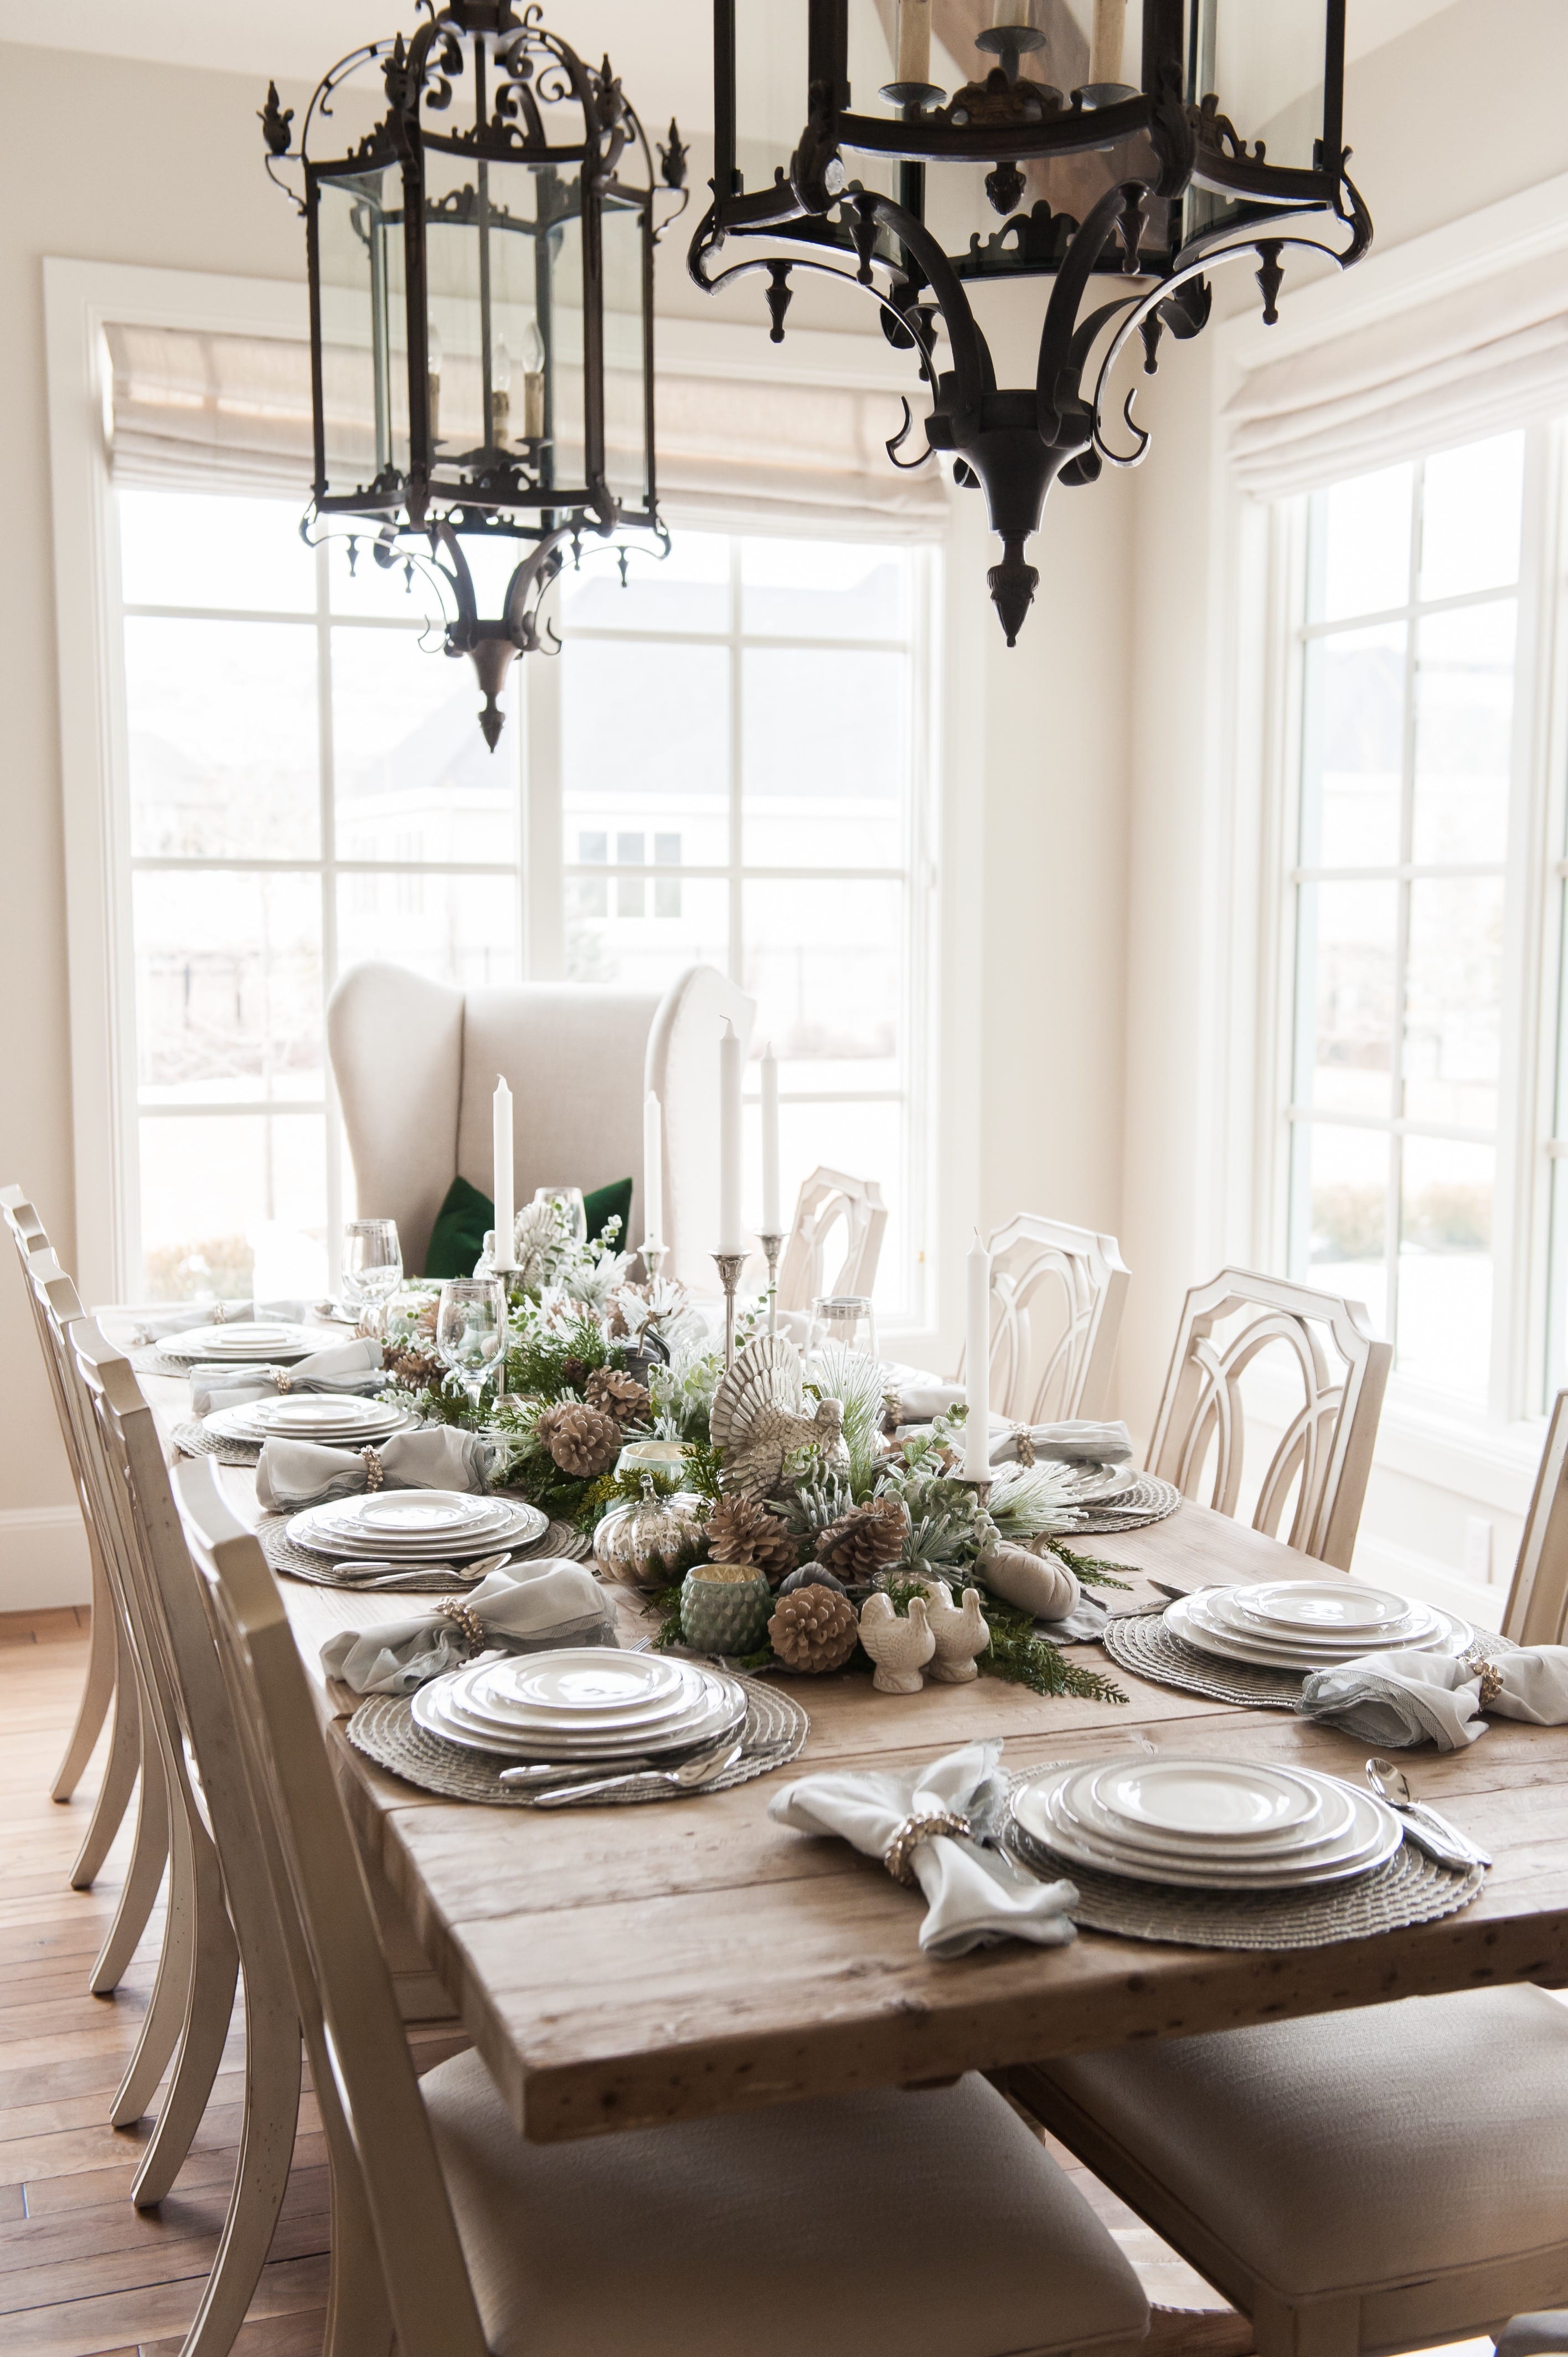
[286,1488,546,1565]
[1010,1754,1404,1890]
[162,1320,321,1363]
[205,1393,422,1449]
[412,1647,746,1763]
[1164,1578,1473,1671]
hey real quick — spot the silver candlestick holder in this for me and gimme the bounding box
[490,1263,517,1402]
[955,1471,993,1511]
[758,1232,784,1334]
[712,1250,746,1370]
[641,1238,668,1285]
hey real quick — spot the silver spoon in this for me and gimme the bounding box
[1364,1757,1492,1866]
[529,1740,745,1808]
[329,1549,514,1588]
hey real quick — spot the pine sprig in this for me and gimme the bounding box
[1049,1543,1134,1591]
[680,1440,725,1502]
[978,1601,1128,1704]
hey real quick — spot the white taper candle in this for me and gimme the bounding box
[896,0,932,85]
[1090,0,1127,85]
[718,1020,743,1257]
[760,1042,781,1234]
[642,1090,663,1249]
[492,1079,514,1268]
[965,1231,992,1479]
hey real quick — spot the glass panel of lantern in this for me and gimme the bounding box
[1184,0,1334,242]
[314,161,411,503]
[601,187,654,523]
[733,0,810,198]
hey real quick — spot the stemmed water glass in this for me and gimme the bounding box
[342,1219,403,1335]
[436,1278,509,1416]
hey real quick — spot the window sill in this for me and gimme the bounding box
[1366,1386,1546,1516]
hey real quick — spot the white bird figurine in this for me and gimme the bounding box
[859,1591,935,1694]
[709,1332,848,1500]
[924,1584,990,1684]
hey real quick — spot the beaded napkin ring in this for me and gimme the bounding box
[270,1369,294,1392]
[1460,1647,1504,1707]
[882,1809,972,1886]
[361,1447,384,1490]
[436,1598,487,1654]
[1010,1424,1035,1466]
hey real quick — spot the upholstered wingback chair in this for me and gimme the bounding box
[327,963,755,1290]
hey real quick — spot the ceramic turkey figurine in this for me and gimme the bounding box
[922,1584,990,1684]
[709,1332,848,1501]
[858,1591,935,1694]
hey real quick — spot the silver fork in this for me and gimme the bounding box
[528,1740,745,1808]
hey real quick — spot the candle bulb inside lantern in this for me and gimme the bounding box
[492,1078,514,1268]
[1089,0,1127,86]
[426,322,442,448]
[760,1043,780,1235]
[896,0,932,86]
[718,1020,743,1258]
[643,1090,663,1250]
[519,317,546,441]
[991,0,1037,27]
[964,1232,992,1481]
[490,333,512,447]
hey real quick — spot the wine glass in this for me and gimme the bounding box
[342,1219,403,1335]
[436,1278,508,1414]
[532,1185,587,1246]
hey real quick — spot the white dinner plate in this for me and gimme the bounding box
[455,1669,712,1741]
[472,1648,688,1716]
[301,1493,515,1540]
[164,1322,318,1360]
[1040,1769,1382,1881]
[352,1491,499,1535]
[207,1404,419,1445]
[1196,1586,1432,1655]
[1012,1768,1401,1889]
[246,1395,404,1433]
[1227,1578,1414,1634]
[1044,1463,1141,1505]
[414,1667,745,1760]
[1167,1590,1471,1670]
[1058,1763,1358,1864]
[1084,1754,1325,1842]
[438,1681,732,1750]
[286,1497,545,1559]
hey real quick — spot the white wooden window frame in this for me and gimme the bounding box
[44,257,970,1364]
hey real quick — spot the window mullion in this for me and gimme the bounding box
[1384,461,1424,1363]
[317,537,343,1280]
[728,538,743,992]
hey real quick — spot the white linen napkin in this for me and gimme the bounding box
[1298,1640,1568,1751]
[767,1739,1078,1959]
[102,1297,307,1344]
[319,1562,616,1696]
[193,1335,388,1415]
[889,1382,1132,1468]
[255,1425,493,1511]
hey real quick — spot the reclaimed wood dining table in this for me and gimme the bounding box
[141,1362,1568,2153]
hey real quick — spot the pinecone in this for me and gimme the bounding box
[560,1357,591,1390]
[386,1345,442,1390]
[535,1400,622,1478]
[768,1584,859,1674]
[814,1496,909,1582]
[706,1494,798,1584]
[584,1365,651,1427]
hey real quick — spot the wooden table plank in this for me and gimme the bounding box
[137,1356,1568,2146]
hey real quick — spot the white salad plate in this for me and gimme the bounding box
[306,1506,516,1550]
[472,1649,688,1717]
[1194,1585,1433,1654]
[287,1496,545,1560]
[164,1322,319,1360]
[352,1492,501,1535]
[1048,1463,1140,1505]
[1227,1579,1414,1635]
[1165,1589,1473,1671]
[209,1402,417,1446]
[1061,1764,1358,1865]
[442,1675,723,1746]
[1085,1755,1325,1842]
[1012,1766,1402,1889]
[246,1395,406,1434]
[414,1662,745,1761]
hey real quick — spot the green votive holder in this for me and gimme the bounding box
[680,1564,771,1655]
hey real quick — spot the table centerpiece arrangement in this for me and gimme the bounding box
[374,1203,1129,1705]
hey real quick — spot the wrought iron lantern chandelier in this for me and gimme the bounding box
[262,1,687,745]
[691,0,1369,645]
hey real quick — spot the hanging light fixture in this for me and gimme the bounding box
[691,0,1368,645]
[262,2,687,746]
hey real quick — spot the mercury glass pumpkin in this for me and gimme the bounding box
[592,1477,705,1592]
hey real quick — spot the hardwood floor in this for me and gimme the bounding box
[0,1603,1482,2357]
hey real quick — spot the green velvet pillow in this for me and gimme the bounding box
[420,1174,635,1278]
[422,1175,494,1280]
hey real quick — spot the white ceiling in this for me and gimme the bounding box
[0,0,1458,133]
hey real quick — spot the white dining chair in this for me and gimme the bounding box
[1498,2314,1568,2354]
[774,1165,889,1314]
[977,1212,1129,1424]
[1147,1268,1392,1570]
[174,1453,1154,2357]
[1504,1390,1568,1645]
[71,1322,302,2357]
[2,1186,133,1876]
[327,960,754,1289]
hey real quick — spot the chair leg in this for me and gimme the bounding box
[70,1622,141,1889]
[132,1823,239,2206]
[109,1772,190,2122]
[322,2160,397,2357]
[1251,2288,1360,2357]
[177,1974,303,2357]
[51,1536,117,1803]
[90,1699,169,1996]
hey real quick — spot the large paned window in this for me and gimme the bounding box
[1281,427,1555,1415]
[116,492,935,1317]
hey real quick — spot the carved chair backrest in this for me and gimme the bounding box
[969,1213,1131,1424]
[173,1457,488,2357]
[775,1167,889,1314]
[1504,1392,1568,1645]
[2,1193,110,1571]
[1147,1268,1392,1569]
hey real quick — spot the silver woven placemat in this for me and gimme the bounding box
[133,1347,210,1380]
[172,1419,261,1467]
[346,1672,808,1807]
[1004,1809,1484,1949]
[1100,1605,1509,1711]
[260,1513,592,1592]
[1069,1474,1184,1533]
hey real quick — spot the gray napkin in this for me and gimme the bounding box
[1298,1639,1568,1751]
[768,1739,1078,1958]
[890,1383,1132,1469]
[255,1424,492,1511]
[319,1562,616,1696]
[193,1335,386,1415]
[104,1297,307,1344]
